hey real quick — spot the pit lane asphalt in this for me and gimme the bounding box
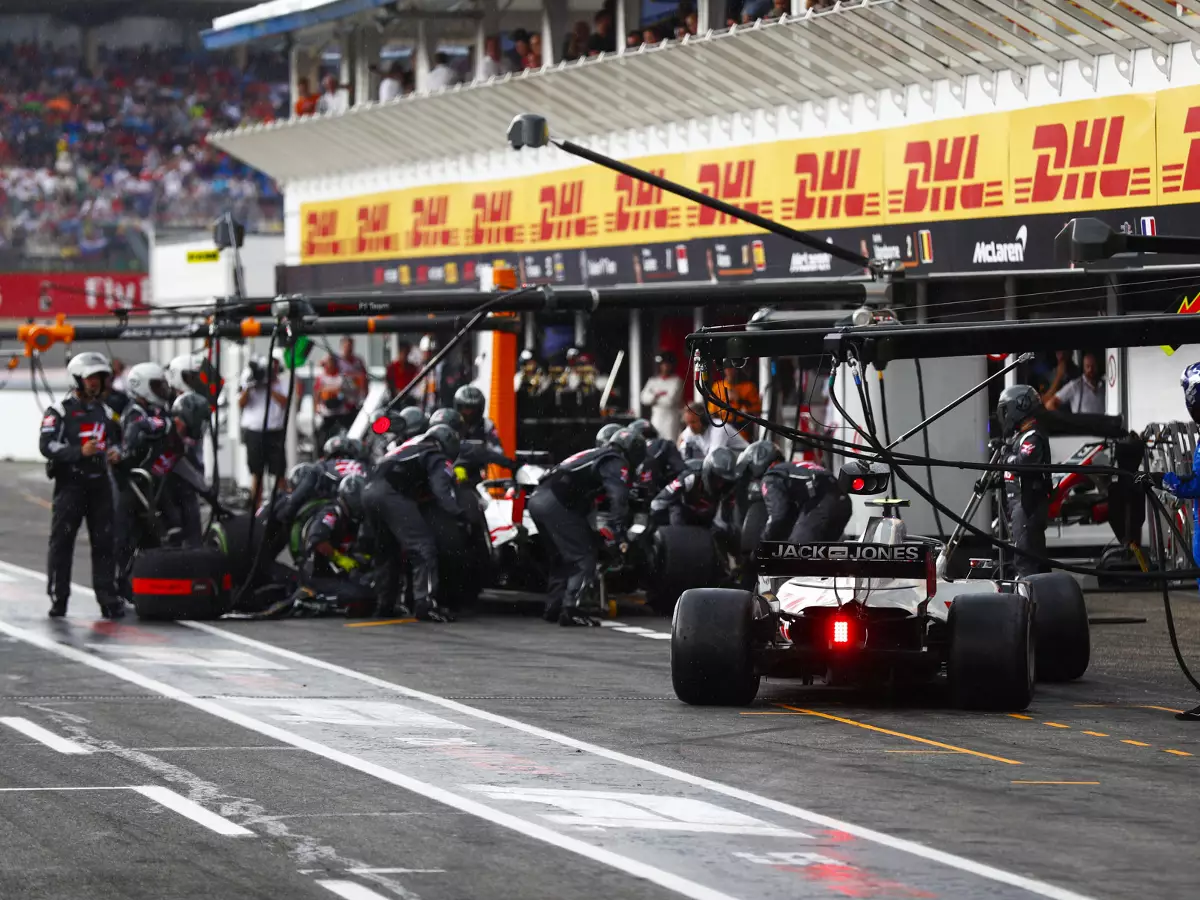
[2,461,1199,900]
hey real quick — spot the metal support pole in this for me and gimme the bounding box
[629,308,642,418]
[1003,275,1018,390]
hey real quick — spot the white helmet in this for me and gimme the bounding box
[166,353,205,394]
[66,351,112,395]
[126,362,171,407]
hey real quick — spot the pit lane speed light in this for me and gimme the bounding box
[838,459,890,494]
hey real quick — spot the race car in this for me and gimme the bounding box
[670,464,1090,711]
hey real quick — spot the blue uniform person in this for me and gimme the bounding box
[41,352,124,619]
[1162,363,1200,584]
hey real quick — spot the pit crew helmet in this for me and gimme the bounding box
[424,424,461,460]
[287,462,316,491]
[1181,362,1200,422]
[125,362,171,407]
[322,435,355,460]
[398,406,429,438]
[737,440,784,481]
[166,353,206,395]
[996,384,1041,436]
[338,474,366,518]
[595,422,622,447]
[429,407,464,434]
[453,384,487,426]
[702,446,739,495]
[608,428,647,470]
[67,351,112,396]
[171,391,211,440]
[626,418,659,441]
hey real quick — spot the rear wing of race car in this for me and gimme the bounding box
[755,542,936,595]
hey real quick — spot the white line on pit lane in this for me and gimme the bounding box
[317,881,392,900]
[0,716,92,754]
[131,785,255,836]
[600,621,672,639]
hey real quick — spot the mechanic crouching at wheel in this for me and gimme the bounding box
[362,424,461,622]
[996,385,1052,578]
[649,447,739,529]
[750,441,852,545]
[287,475,375,617]
[527,428,644,626]
[41,351,125,619]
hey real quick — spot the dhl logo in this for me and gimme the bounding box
[780,148,881,221]
[1161,105,1200,195]
[304,209,344,257]
[355,204,400,255]
[407,196,458,249]
[1014,116,1151,204]
[887,135,1003,215]
[536,180,597,242]
[469,190,524,246]
[688,161,772,227]
[604,172,681,233]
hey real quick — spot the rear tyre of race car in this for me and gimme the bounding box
[948,592,1035,711]
[1025,572,1090,682]
[671,588,760,706]
[131,547,233,621]
[646,526,720,615]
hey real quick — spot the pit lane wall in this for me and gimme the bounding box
[282,78,1200,288]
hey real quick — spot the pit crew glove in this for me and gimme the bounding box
[332,551,359,572]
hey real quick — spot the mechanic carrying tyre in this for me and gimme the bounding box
[40,351,125,619]
[527,427,644,626]
[997,385,1052,579]
[363,424,461,622]
[750,441,852,545]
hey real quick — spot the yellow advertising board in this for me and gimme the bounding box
[300,87,1196,265]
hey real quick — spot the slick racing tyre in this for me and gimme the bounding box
[1024,572,1090,682]
[131,547,233,621]
[948,591,1035,711]
[671,588,760,706]
[646,526,720,615]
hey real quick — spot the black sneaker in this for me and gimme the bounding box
[542,600,562,623]
[414,600,455,623]
[48,599,68,618]
[558,608,601,627]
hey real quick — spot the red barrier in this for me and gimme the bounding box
[0,273,149,318]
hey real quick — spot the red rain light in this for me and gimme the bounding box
[851,477,866,491]
[832,619,850,645]
[372,416,391,435]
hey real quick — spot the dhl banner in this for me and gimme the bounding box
[300,85,1200,266]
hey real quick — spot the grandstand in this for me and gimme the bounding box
[1,3,284,319]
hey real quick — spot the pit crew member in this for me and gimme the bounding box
[527,428,644,626]
[363,424,461,622]
[751,442,852,545]
[40,351,124,619]
[290,475,374,616]
[1161,362,1200,587]
[650,446,739,529]
[997,384,1052,578]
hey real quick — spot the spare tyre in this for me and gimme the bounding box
[131,546,232,621]
[646,525,720,615]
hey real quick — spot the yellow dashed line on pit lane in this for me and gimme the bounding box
[773,704,1023,765]
[1012,781,1100,786]
[1007,715,1196,760]
[344,618,418,628]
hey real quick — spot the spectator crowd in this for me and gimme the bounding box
[0,41,284,271]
